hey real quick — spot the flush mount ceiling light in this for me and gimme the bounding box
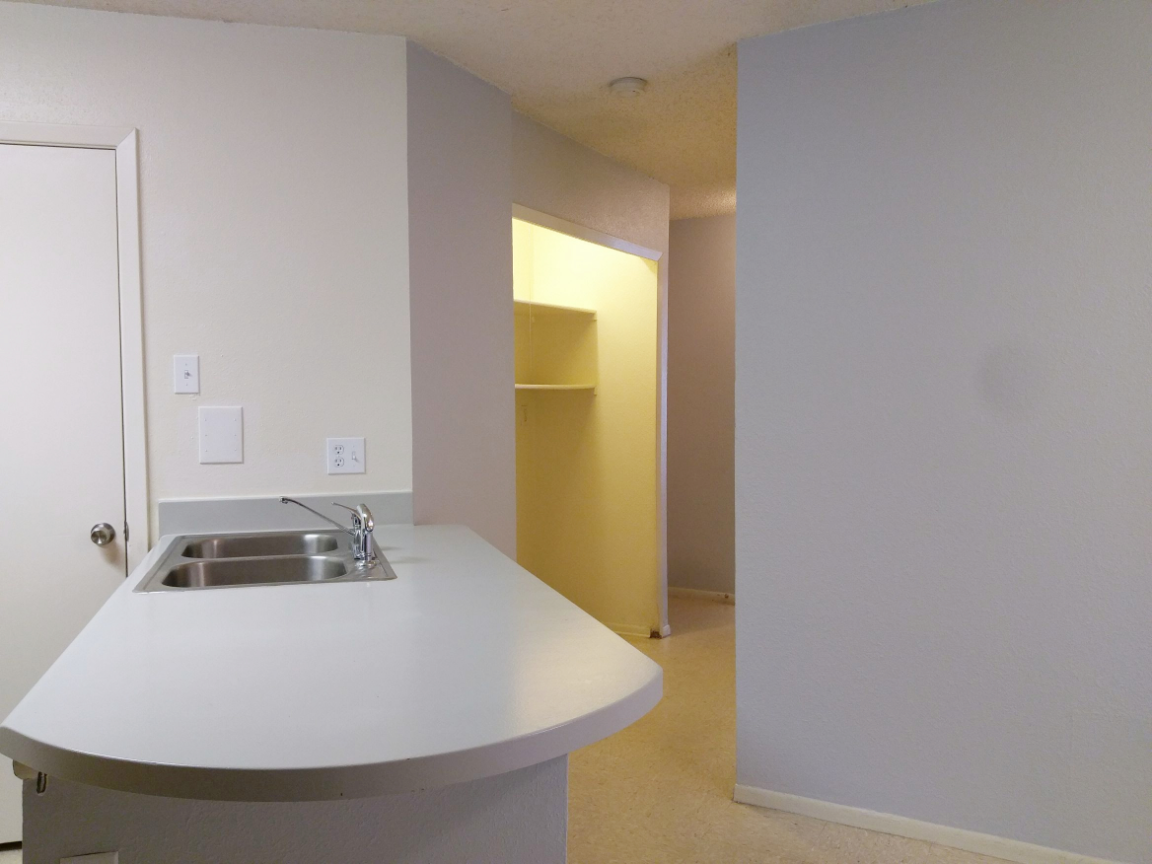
[608,76,648,97]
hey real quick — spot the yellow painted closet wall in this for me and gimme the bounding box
[513,219,659,636]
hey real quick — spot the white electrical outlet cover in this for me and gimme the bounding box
[327,437,365,474]
[173,354,199,394]
[199,406,243,464]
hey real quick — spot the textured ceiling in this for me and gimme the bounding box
[14,0,934,217]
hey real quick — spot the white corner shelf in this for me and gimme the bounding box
[515,383,596,391]
[513,299,597,318]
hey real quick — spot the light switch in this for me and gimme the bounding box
[173,355,199,394]
[199,406,243,464]
[327,437,365,474]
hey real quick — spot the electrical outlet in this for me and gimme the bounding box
[327,437,365,474]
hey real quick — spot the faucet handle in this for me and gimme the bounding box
[357,504,373,532]
[331,502,365,526]
[332,503,373,527]
[332,503,376,563]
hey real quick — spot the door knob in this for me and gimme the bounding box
[90,523,116,546]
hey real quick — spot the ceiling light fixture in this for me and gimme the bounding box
[608,77,648,97]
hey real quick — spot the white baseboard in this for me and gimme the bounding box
[669,586,735,604]
[733,785,1127,864]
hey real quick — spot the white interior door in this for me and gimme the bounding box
[0,143,126,843]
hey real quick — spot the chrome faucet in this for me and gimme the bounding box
[279,498,376,565]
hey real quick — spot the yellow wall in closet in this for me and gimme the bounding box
[513,219,659,636]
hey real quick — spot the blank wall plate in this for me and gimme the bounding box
[199,406,243,464]
[327,437,365,474]
[173,354,199,394]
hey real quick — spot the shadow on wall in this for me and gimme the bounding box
[667,214,736,597]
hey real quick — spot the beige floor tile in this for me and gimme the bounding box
[568,596,1009,864]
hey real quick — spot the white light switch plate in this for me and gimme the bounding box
[173,354,199,394]
[327,437,365,474]
[199,406,243,464]
[60,853,119,864]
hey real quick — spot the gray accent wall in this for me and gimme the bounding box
[668,215,736,595]
[735,1,1152,861]
[407,43,516,558]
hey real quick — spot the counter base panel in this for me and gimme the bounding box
[21,756,567,863]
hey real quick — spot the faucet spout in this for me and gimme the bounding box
[279,497,376,564]
[279,497,354,534]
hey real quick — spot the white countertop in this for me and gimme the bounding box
[0,525,662,801]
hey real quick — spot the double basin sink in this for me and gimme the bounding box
[136,530,397,593]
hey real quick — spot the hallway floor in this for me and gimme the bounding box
[568,595,1009,864]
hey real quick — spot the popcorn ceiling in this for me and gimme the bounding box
[19,0,932,218]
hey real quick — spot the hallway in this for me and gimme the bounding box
[568,596,1007,864]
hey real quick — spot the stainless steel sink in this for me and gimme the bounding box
[161,556,349,588]
[136,529,397,593]
[183,533,339,559]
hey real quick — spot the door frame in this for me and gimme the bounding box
[512,203,671,637]
[0,122,148,572]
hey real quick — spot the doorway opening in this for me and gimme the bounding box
[512,215,662,638]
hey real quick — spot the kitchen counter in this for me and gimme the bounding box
[0,524,662,802]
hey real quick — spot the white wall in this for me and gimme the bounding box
[407,44,516,558]
[512,112,671,629]
[668,215,735,595]
[735,2,1152,861]
[0,2,412,537]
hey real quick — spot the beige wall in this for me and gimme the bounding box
[667,215,735,594]
[0,2,412,539]
[407,44,515,557]
[0,3,672,605]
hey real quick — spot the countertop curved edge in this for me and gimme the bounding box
[0,664,662,802]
